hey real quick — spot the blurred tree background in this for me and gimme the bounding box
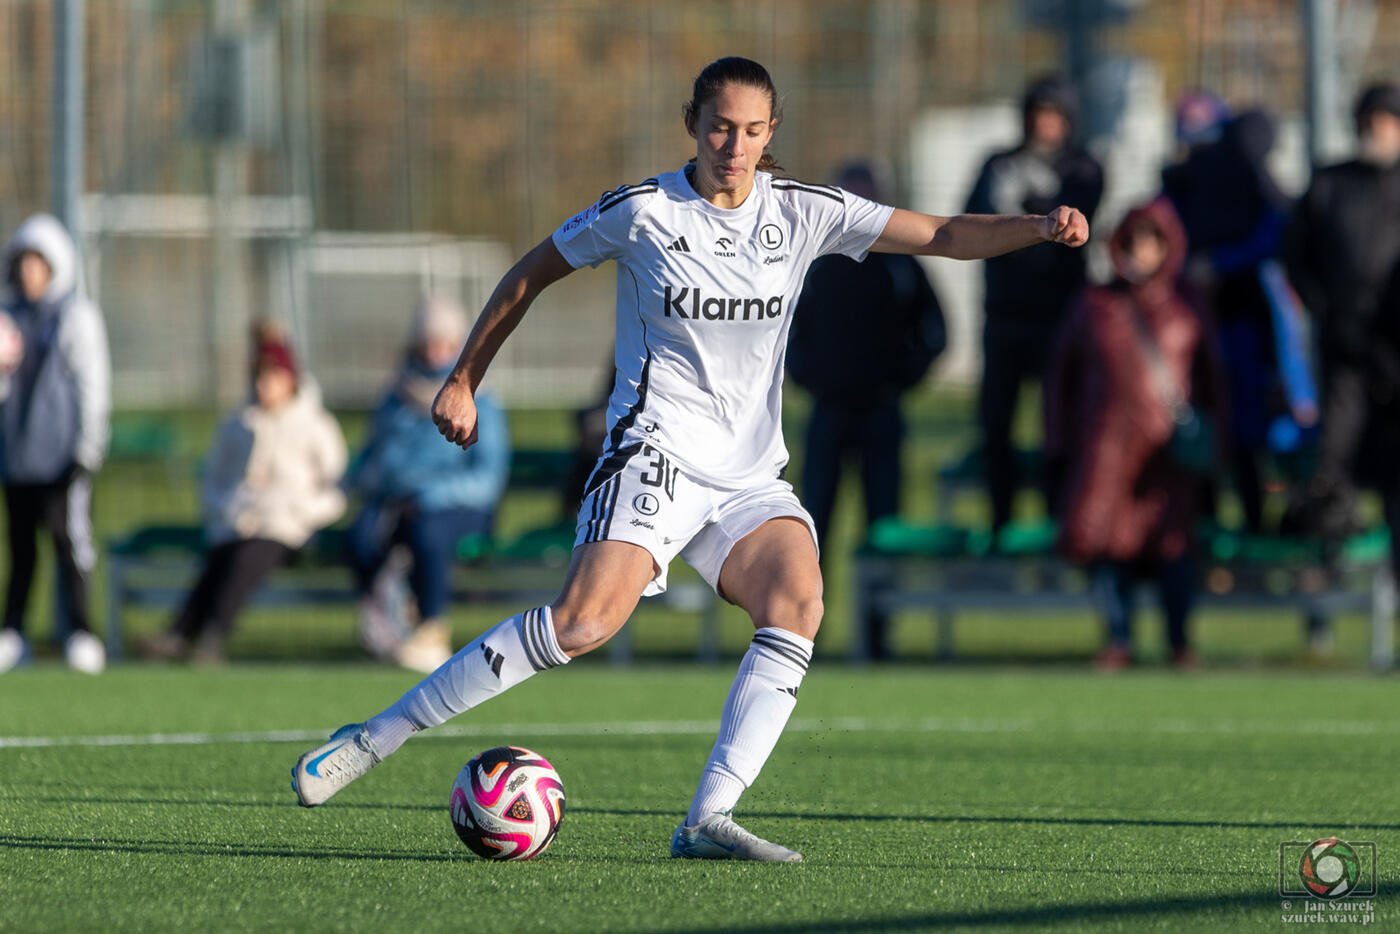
[2,1,1396,410]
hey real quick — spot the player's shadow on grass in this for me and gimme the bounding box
[0,832,666,867]
[662,889,1322,932]
[0,832,462,863]
[3,790,442,812]
[8,792,1394,834]
[575,806,1400,833]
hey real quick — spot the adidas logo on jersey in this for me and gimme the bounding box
[665,237,691,253]
[663,286,783,322]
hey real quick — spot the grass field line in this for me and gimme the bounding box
[0,713,1394,750]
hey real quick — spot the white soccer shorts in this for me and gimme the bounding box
[573,441,818,597]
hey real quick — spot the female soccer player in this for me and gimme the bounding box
[293,56,1087,861]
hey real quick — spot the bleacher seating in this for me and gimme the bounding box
[855,442,1398,668]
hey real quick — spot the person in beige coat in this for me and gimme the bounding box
[139,333,346,663]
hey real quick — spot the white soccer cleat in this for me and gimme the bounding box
[670,811,803,862]
[291,723,382,807]
[64,631,106,674]
[0,629,28,673]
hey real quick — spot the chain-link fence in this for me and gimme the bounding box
[2,0,1398,407]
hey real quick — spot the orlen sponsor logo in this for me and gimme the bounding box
[663,286,783,321]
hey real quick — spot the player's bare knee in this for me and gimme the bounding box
[548,602,625,657]
[793,595,824,640]
[751,593,823,641]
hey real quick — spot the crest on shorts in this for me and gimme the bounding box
[633,493,660,516]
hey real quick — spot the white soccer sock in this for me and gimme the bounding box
[365,607,569,757]
[686,627,813,825]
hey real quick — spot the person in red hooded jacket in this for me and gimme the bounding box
[1045,198,1226,670]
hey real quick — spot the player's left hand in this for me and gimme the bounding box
[432,379,480,449]
[1041,206,1089,247]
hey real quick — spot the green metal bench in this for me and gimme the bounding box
[852,516,1396,667]
[104,517,719,665]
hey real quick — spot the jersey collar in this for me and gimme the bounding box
[674,164,764,220]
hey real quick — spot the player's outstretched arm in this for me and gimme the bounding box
[873,205,1089,260]
[433,238,576,448]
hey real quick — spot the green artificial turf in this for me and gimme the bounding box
[2,663,1396,932]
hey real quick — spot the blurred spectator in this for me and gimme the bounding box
[1045,200,1226,670]
[1284,82,1400,541]
[138,329,346,664]
[1164,104,1313,531]
[787,160,946,660]
[1370,260,1400,582]
[561,357,613,521]
[0,214,110,674]
[965,76,1104,534]
[347,295,510,673]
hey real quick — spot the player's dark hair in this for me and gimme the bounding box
[682,56,784,172]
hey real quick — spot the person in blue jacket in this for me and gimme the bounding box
[0,214,110,675]
[346,296,510,671]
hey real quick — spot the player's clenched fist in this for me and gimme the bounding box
[432,380,479,448]
[1041,205,1089,247]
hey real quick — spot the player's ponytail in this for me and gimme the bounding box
[683,56,785,174]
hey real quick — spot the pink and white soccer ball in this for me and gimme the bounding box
[0,311,22,374]
[449,745,565,860]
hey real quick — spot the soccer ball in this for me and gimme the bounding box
[449,745,565,860]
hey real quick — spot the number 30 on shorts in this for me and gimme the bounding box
[638,444,678,501]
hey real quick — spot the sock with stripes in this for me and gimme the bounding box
[365,607,569,757]
[685,627,813,826]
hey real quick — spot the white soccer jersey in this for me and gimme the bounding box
[552,166,894,489]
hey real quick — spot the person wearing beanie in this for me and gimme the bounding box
[0,213,111,674]
[1172,89,1231,154]
[138,325,346,664]
[1284,81,1400,547]
[410,294,470,348]
[964,75,1105,536]
[344,295,511,673]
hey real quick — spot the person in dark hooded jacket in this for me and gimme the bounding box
[1367,259,1400,583]
[0,214,110,675]
[1046,199,1226,670]
[1285,82,1400,539]
[787,161,946,659]
[964,76,1104,534]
